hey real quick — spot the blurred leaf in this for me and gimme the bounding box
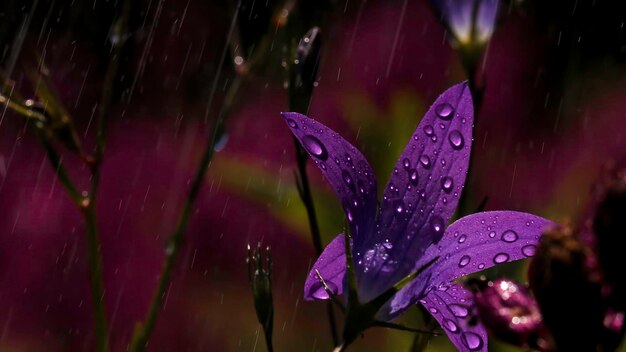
[210,155,344,243]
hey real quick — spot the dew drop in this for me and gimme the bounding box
[448,304,469,318]
[522,244,537,257]
[430,215,444,237]
[429,307,438,314]
[478,263,485,269]
[419,155,431,169]
[488,231,496,238]
[462,332,484,351]
[409,169,419,186]
[458,255,470,268]
[501,230,519,243]
[448,130,464,150]
[403,158,411,170]
[493,253,510,264]
[441,176,454,193]
[458,234,467,243]
[287,118,298,128]
[435,103,454,120]
[424,125,434,136]
[444,319,459,333]
[342,170,355,192]
[302,135,328,160]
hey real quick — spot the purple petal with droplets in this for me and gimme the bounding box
[355,82,473,302]
[377,211,554,320]
[420,211,556,285]
[282,112,378,242]
[304,234,346,301]
[420,283,488,352]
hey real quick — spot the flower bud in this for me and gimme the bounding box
[529,224,604,351]
[288,27,321,113]
[469,278,551,351]
[433,0,499,48]
[247,243,274,339]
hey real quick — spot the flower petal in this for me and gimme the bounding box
[421,211,556,286]
[376,211,554,321]
[304,233,346,301]
[355,82,473,301]
[282,112,378,242]
[421,283,488,352]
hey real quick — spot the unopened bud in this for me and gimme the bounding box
[247,243,274,339]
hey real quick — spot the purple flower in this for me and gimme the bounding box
[433,0,500,46]
[282,82,554,351]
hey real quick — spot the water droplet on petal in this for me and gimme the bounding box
[287,118,298,128]
[444,319,459,332]
[488,231,496,238]
[409,169,419,186]
[501,230,519,243]
[435,103,454,120]
[403,158,411,170]
[302,135,328,160]
[462,332,483,350]
[458,234,467,243]
[424,125,434,136]
[441,176,454,193]
[478,263,485,269]
[494,253,510,264]
[342,170,355,192]
[448,304,469,318]
[429,307,438,314]
[522,244,537,257]
[458,255,470,268]
[419,155,431,169]
[431,216,445,241]
[448,130,464,150]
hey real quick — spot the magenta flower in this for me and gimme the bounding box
[433,0,500,46]
[282,82,554,351]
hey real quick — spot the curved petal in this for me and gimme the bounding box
[282,112,377,243]
[378,211,555,320]
[355,82,473,302]
[304,233,346,300]
[421,283,488,352]
[420,211,556,286]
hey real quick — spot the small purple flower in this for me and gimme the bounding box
[433,0,500,46]
[282,82,554,351]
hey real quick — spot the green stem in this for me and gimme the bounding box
[129,74,244,352]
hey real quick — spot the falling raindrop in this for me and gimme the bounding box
[310,281,338,299]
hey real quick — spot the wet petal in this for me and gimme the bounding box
[421,283,488,352]
[282,112,378,242]
[304,234,346,300]
[355,82,473,302]
[420,211,556,285]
